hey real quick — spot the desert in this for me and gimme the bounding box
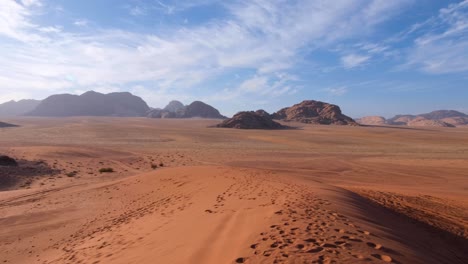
[1,117,467,264]
[2,1,468,263]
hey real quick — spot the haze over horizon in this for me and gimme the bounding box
[1,0,467,118]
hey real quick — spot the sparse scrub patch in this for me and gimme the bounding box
[99,168,114,173]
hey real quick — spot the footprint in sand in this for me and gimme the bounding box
[372,254,392,262]
[367,242,382,250]
[235,257,247,263]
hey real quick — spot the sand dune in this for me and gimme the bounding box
[0,118,467,263]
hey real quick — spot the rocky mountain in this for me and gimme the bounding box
[148,100,225,119]
[356,116,387,126]
[0,99,41,116]
[27,91,150,117]
[183,101,226,119]
[420,110,467,120]
[216,111,286,129]
[358,110,468,127]
[272,100,357,125]
[163,100,185,113]
[0,122,17,128]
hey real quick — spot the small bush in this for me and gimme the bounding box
[159,162,164,167]
[151,164,158,169]
[99,168,114,173]
[66,171,78,177]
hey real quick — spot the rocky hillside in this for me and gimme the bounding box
[0,99,41,116]
[27,91,150,117]
[272,100,357,125]
[216,111,286,129]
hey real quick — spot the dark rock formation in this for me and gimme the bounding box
[27,91,150,117]
[0,122,17,128]
[272,100,357,125]
[0,155,18,167]
[216,111,286,129]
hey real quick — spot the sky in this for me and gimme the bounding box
[0,0,467,118]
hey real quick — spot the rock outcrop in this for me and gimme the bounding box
[356,116,387,126]
[216,111,286,129]
[272,100,357,125]
[0,99,41,116]
[27,91,150,117]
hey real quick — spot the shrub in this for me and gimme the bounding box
[99,168,114,173]
[66,171,78,177]
[151,164,158,169]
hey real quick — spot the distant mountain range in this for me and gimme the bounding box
[357,110,468,127]
[0,99,41,116]
[0,91,466,128]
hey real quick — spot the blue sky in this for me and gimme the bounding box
[0,0,467,118]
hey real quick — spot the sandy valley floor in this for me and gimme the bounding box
[0,117,467,264]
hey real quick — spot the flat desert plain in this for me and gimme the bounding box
[0,117,467,264]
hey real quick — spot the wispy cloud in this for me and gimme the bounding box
[341,54,370,69]
[0,0,414,105]
[325,87,348,96]
[405,0,468,74]
[74,19,89,27]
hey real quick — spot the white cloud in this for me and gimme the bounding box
[38,26,62,33]
[0,0,413,103]
[341,54,370,68]
[74,19,89,27]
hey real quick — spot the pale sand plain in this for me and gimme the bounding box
[0,117,467,264]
